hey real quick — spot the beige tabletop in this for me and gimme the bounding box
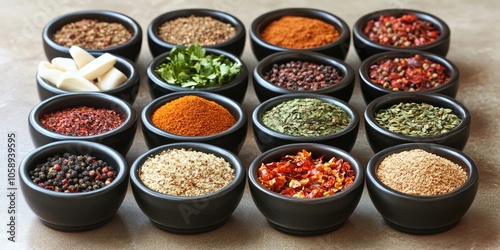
[1,0,499,249]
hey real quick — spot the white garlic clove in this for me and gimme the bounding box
[69,45,95,69]
[56,71,100,91]
[96,67,128,91]
[77,53,116,81]
[51,57,78,72]
[38,61,64,85]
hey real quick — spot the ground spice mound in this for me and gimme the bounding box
[151,95,236,136]
[376,149,468,196]
[260,16,339,49]
[139,148,235,196]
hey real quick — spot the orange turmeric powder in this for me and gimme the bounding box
[151,95,236,136]
[260,15,340,49]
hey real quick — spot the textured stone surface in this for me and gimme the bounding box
[1,0,499,248]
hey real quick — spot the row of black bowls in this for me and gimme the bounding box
[42,8,450,63]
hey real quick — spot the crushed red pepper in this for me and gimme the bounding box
[363,13,440,47]
[40,106,125,136]
[368,54,450,91]
[257,149,355,198]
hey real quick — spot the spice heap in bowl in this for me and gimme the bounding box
[253,51,355,103]
[130,142,246,234]
[28,92,138,156]
[252,93,359,152]
[353,9,450,60]
[147,8,246,57]
[250,8,351,61]
[141,91,247,155]
[358,50,459,104]
[364,92,471,153]
[146,44,248,103]
[20,141,129,231]
[248,143,364,235]
[366,143,479,234]
[42,10,142,62]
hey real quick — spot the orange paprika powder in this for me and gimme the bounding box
[151,95,236,136]
[260,15,340,49]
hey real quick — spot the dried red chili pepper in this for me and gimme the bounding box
[364,13,440,47]
[368,54,450,91]
[257,149,355,198]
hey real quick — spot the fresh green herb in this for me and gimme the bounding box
[155,44,241,88]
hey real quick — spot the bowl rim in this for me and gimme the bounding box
[37,52,140,95]
[147,8,246,49]
[129,142,245,200]
[19,140,128,198]
[42,9,142,53]
[141,91,247,140]
[252,93,359,140]
[253,51,355,94]
[353,8,450,50]
[146,47,248,92]
[29,92,137,139]
[248,142,364,203]
[250,7,351,51]
[358,49,459,94]
[364,92,471,141]
[366,142,479,200]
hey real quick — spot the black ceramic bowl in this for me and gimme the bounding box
[248,143,364,235]
[358,50,459,104]
[20,140,129,231]
[366,143,479,234]
[253,51,355,103]
[147,8,246,57]
[252,93,359,152]
[42,10,142,62]
[250,8,351,61]
[353,9,450,61]
[141,91,247,155]
[364,93,470,153]
[146,48,248,103]
[130,142,245,233]
[37,53,140,104]
[28,93,137,156]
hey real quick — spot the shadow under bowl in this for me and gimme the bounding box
[147,8,246,57]
[248,143,364,235]
[19,140,129,231]
[130,142,246,234]
[253,51,355,103]
[252,93,359,152]
[250,8,351,61]
[366,143,479,234]
[28,92,138,156]
[42,9,142,62]
[364,92,471,153]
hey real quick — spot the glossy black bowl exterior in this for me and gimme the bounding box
[29,93,137,156]
[146,48,248,103]
[20,141,129,231]
[366,143,479,234]
[37,53,141,104]
[248,143,364,235]
[353,9,450,60]
[42,10,142,62]
[358,50,459,104]
[250,8,350,61]
[141,91,247,155]
[252,93,359,152]
[147,8,246,57]
[253,51,355,103]
[364,93,470,153]
[130,142,245,234]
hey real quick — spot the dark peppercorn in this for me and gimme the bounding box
[263,60,343,91]
[30,153,118,193]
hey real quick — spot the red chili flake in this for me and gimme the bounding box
[257,149,355,198]
[368,54,450,91]
[363,13,440,47]
[40,106,125,136]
